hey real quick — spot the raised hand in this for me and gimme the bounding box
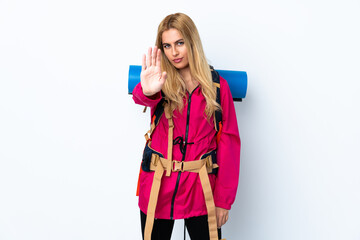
[140,46,167,96]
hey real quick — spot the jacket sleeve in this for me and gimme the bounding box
[213,76,241,210]
[132,82,162,108]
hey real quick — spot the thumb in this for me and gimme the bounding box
[160,71,167,84]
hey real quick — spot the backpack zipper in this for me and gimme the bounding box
[170,86,198,220]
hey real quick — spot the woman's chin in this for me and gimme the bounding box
[173,63,189,71]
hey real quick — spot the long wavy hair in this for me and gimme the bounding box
[155,13,221,119]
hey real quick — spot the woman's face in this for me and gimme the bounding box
[161,28,189,70]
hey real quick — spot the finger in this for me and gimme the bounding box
[152,46,157,66]
[156,48,161,67]
[221,213,228,227]
[147,47,152,67]
[219,216,224,228]
[219,212,227,228]
[142,54,146,71]
[217,214,221,228]
[222,214,227,226]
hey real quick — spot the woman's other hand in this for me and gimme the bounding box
[216,207,229,228]
[140,46,167,96]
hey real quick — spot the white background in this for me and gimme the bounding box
[1,0,360,239]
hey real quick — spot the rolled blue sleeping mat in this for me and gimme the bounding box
[128,65,247,101]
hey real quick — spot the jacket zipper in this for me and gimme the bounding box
[170,87,197,220]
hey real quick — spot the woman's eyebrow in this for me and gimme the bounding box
[163,39,184,45]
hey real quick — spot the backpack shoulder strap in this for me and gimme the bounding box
[144,92,166,142]
[210,65,222,133]
[153,97,166,127]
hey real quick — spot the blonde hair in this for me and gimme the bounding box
[155,13,221,119]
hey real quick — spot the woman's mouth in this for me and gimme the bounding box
[173,58,183,63]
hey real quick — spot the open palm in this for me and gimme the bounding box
[140,46,167,96]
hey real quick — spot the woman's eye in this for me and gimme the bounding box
[163,44,170,49]
[177,42,184,46]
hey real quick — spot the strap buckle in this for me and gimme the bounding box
[206,156,213,168]
[151,154,159,166]
[173,161,184,172]
[144,130,151,142]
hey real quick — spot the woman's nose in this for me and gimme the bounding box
[171,46,178,56]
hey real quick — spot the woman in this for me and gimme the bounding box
[132,13,240,240]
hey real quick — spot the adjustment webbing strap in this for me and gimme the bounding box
[164,104,174,176]
[144,121,156,142]
[144,162,165,240]
[199,164,218,240]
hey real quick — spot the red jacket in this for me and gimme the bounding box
[133,76,240,219]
